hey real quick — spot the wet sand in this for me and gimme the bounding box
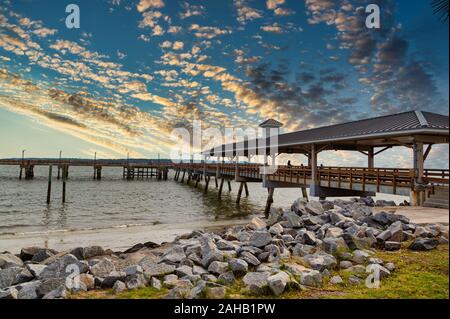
[0,219,252,254]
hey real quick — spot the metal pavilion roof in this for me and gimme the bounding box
[204,110,449,157]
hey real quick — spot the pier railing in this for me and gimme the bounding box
[173,163,449,190]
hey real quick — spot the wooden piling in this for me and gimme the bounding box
[218,178,225,199]
[46,165,52,204]
[204,176,210,194]
[227,180,232,192]
[264,188,275,217]
[215,176,218,188]
[236,182,244,204]
[301,187,309,201]
[195,175,200,188]
[19,167,23,180]
[244,182,249,197]
[62,165,67,203]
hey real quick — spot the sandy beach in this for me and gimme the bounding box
[0,218,252,254]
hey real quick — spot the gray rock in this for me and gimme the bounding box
[0,267,23,289]
[90,258,116,278]
[124,265,143,276]
[368,257,383,265]
[0,253,24,269]
[163,274,179,288]
[322,237,348,254]
[240,251,261,266]
[39,254,88,279]
[0,287,18,299]
[216,239,238,251]
[247,217,267,230]
[208,261,229,275]
[175,265,193,278]
[206,286,226,299]
[78,273,95,291]
[409,238,439,251]
[37,278,65,297]
[243,272,270,295]
[325,227,344,238]
[330,275,343,285]
[16,281,41,299]
[269,223,284,235]
[352,250,370,264]
[113,280,127,294]
[388,221,404,242]
[83,246,105,259]
[202,274,218,282]
[385,262,396,272]
[125,274,147,290]
[31,249,56,263]
[248,231,273,248]
[151,277,162,290]
[42,286,67,299]
[192,265,208,275]
[142,262,176,277]
[267,271,290,296]
[284,211,304,228]
[339,261,353,269]
[385,241,401,251]
[367,264,391,279]
[20,247,44,261]
[304,252,337,271]
[299,269,322,287]
[161,246,186,264]
[305,201,325,216]
[292,244,315,257]
[298,230,317,245]
[26,264,47,278]
[101,271,126,288]
[348,275,361,285]
[201,249,224,268]
[229,259,248,276]
[166,286,191,299]
[218,272,235,286]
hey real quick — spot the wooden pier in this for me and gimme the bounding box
[0,159,170,181]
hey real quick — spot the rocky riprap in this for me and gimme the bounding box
[1,198,448,299]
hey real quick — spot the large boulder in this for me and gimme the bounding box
[299,269,322,287]
[39,254,88,279]
[305,201,325,216]
[141,262,176,277]
[267,271,290,296]
[409,238,439,251]
[161,246,186,264]
[0,267,23,289]
[304,252,337,271]
[243,272,270,295]
[248,231,273,248]
[240,251,261,266]
[90,258,116,278]
[229,259,248,276]
[0,287,18,299]
[208,261,229,276]
[0,253,24,269]
[284,211,304,228]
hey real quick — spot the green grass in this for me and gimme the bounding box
[72,245,449,299]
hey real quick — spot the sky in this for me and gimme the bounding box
[0,0,448,168]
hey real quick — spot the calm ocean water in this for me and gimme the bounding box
[0,165,408,236]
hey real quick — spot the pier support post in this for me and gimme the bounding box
[181,171,186,183]
[218,178,225,199]
[25,165,34,180]
[301,187,309,201]
[195,174,200,188]
[19,166,23,180]
[236,182,244,204]
[244,182,249,197]
[62,165,67,203]
[215,177,218,188]
[227,180,232,192]
[46,165,52,204]
[264,188,275,218]
[410,142,425,206]
[204,176,210,194]
[368,147,374,169]
[57,166,61,180]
